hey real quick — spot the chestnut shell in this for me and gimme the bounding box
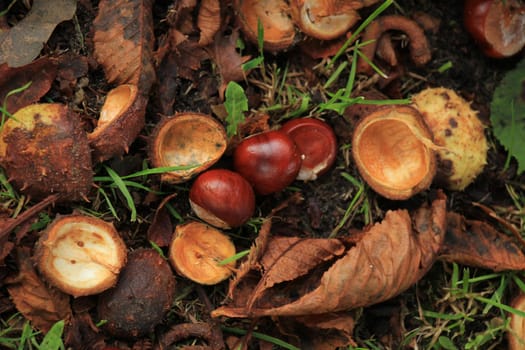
[88,84,147,162]
[148,113,227,183]
[34,214,127,297]
[351,105,437,200]
[97,248,176,339]
[0,103,92,201]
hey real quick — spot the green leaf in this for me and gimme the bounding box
[38,320,65,350]
[438,336,458,350]
[490,58,525,174]
[224,81,248,138]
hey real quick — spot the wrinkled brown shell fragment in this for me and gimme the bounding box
[88,84,147,162]
[439,212,525,271]
[212,192,446,317]
[0,103,93,201]
[92,0,156,93]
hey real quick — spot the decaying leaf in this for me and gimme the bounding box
[0,0,77,67]
[147,193,178,247]
[0,57,58,114]
[198,0,221,46]
[439,211,525,271]
[212,192,447,318]
[5,248,72,333]
[206,29,252,98]
[92,0,156,93]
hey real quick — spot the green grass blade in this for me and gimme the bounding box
[104,166,137,222]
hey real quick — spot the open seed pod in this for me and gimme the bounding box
[234,0,297,52]
[34,214,127,297]
[290,0,363,41]
[169,221,236,285]
[0,103,92,201]
[148,113,227,183]
[411,87,488,191]
[351,105,437,200]
[88,84,147,162]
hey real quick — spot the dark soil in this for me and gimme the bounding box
[1,0,524,349]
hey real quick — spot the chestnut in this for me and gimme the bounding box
[34,214,127,297]
[189,169,255,229]
[148,113,228,183]
[0,103,93,201]
[464,0,525,58]
[281,118,337,181]
[509,293,525,349]
[233,130,302,195]
[169,221,236,285]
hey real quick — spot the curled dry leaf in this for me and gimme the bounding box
[92,0,156,93]
[6,248,72,333]
[439,211,525,271]
[212,191,446,317]
[88,84,148,162]
[357,15,431,74]
[0,0,77,67]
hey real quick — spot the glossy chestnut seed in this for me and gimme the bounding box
[189,169,255,229]
[281,118,337,181]
[464,0,525,58]
[233,130,302,195]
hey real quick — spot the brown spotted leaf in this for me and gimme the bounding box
[93,0,156,93]
[6,248,72,333]
[212,192,446,317]
[0,0,77,67]
[439,211,525,271]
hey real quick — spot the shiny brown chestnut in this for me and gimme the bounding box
[233,130,302,195]
[148,113,228,183]
[464,0,525,58]
[189,169,255,229]
[281,118,337,181]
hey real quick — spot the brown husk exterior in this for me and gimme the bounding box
[97,248,176,339]
[0,103,92,201]
[88,85,147,162]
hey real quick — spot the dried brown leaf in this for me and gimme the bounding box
[206,29,251,98]
[213,192,446,317]
[0,57,58,114]
[198,0,221,46]
[92,0,156,93]
[0,0,77,67]
[439,211,525,271]
[6,248,72,333]
[147,193,178,247]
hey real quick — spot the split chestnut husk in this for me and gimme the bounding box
[169,221,236,285]
[34,214,127,297]
[234,0,297,52]
[88,84,147,162]
[0,103,92,201]
[351,105,437,200]
[148,113,227,183]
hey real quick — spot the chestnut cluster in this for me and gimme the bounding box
[187,117,338,229]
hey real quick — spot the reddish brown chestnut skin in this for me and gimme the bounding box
[464,0,525,58]
[189,169,256,229]
[281,118,337,181]
[233,130,302,195]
